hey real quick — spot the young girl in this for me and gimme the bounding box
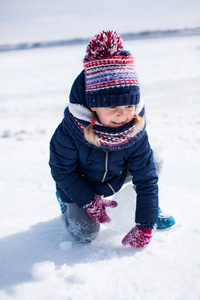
[49,31,175,247]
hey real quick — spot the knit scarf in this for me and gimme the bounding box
[64,103,146,151]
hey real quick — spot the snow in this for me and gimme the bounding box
[30,261,56,281]
[0,1,200,299]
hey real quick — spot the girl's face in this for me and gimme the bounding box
[91,105,136,128]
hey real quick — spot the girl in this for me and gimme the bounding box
[49,31,175,247]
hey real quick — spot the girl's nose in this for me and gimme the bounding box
[116,108,125,116]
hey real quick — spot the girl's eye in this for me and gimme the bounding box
[108,107,117,110]
[126,106,134,109]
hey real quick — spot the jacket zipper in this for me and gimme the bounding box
[107,182,115,194]
[101,151,108,182]
[101,152,115,194]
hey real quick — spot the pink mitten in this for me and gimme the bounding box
[85,195,118,223]
[122,226,152,248]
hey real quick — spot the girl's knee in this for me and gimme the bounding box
[68,220,100,243]
[65,203,100,243]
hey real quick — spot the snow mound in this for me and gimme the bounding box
[30,261,56,281]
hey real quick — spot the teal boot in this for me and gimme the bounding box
[157,208,176,229]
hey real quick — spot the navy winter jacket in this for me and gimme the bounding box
[49,117,158,225]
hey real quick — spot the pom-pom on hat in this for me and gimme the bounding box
[83,30,140,108]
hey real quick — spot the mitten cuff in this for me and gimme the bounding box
[136,222,155,229]
[83,195,102,209]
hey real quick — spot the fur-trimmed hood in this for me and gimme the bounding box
[64,71,146,151]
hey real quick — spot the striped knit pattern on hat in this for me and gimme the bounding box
[83,31,140,108]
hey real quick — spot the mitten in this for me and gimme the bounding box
[85,195,118,223]
[122,226,152,248]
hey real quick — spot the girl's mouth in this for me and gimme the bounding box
[111,121,126,126]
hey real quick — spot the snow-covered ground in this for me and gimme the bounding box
[1,1,200,299]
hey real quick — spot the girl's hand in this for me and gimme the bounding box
[85,195,118,223]
[122,226,152,248]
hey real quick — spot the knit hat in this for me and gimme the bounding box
[83,30,140,108]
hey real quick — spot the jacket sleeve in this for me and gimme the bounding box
[49,122,95,207]
[127,131,159,224]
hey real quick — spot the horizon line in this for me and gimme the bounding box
[0,27,200,53]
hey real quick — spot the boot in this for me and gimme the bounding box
[157,208,176,229]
